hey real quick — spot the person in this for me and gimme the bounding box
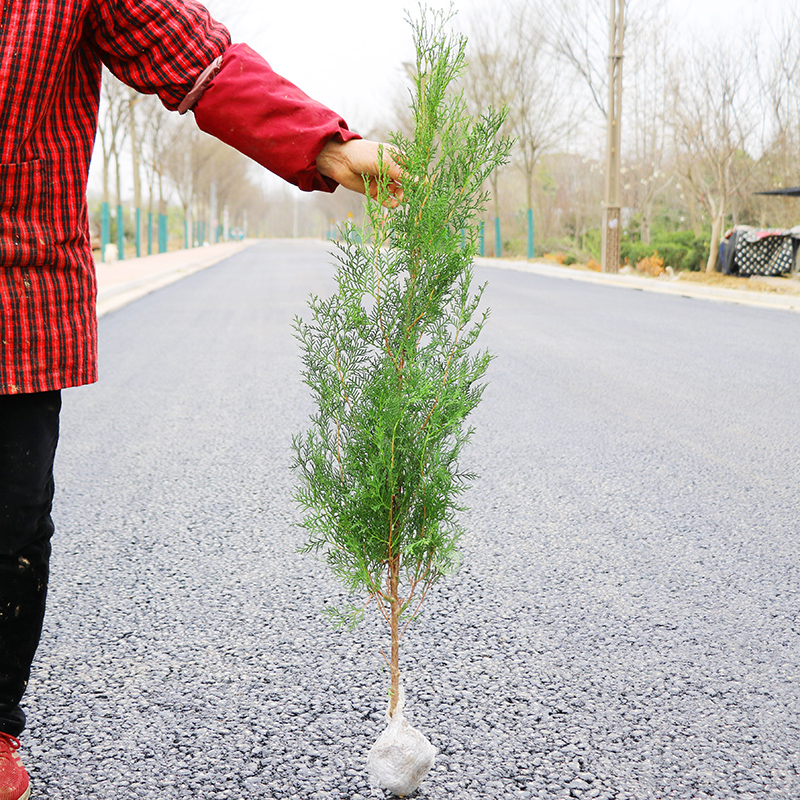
[0,2,402,798]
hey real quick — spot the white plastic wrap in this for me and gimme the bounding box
[366,684,436,796]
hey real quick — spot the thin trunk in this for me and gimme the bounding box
[114,150,122,207]
[158,172,166,216]
[183,201,190,249]
[102,149,111,207]
[129,93,142,254]
[388,552,401,717]
[730,194,740,228]
[209,181,217,244]
[131,129,142,209]
[641,201,652,245]
[525,172,535,259]
[706,205,724,273]
[684,188,703,237]
[525,168,533,216]
[491,170,500,229]
[158,173,167,253]
[114,149,123,252]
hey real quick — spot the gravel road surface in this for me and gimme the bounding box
[24,240,800,799]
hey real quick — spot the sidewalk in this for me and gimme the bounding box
[95,239,256,318]
[475,256,800,314]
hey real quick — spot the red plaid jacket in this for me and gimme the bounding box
[0,0,357,395]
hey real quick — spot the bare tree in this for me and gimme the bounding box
[166,120,273,243]
[548,0,610,117]
[670,35,761,272]
[126,88,146,255]
[461,6,518,256]
[624,2,673,243]
[548,0,665,264]
[504,1,574,255]
[549,0,664,116]
[138,96,173,251]
[763,7,800,176]
[163,118,206,245]
[97,70,130,256]
[540,152,604,253]
[750,7,800,228]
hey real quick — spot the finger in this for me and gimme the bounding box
[386,182,404,204]
[384,157,404,183]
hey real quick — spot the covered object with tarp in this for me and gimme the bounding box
[719,226,800,277]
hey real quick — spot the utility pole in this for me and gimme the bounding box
[602,0,625,274]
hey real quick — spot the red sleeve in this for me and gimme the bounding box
[87,0,231,110]
[192,43,362,193]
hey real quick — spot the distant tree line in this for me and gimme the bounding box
[92,71,276,260]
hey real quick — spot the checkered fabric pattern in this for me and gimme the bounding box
[734,231,797,277]
[0,0,230,394]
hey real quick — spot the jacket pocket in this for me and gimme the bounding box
[0,158,66,267]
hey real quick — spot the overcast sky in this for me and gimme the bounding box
[203,0,791,134]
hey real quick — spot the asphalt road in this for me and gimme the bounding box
[25,240,800,799]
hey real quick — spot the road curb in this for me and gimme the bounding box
[474,256,800,314]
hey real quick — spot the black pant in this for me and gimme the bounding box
[0,390,61,736]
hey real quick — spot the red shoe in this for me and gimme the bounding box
[0,733,30,800]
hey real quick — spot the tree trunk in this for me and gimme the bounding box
[158,173,168,253]
[641,201,652,245]
[101,148,111,261]
[526,175,535,259]
[686,192,703,237]
[129,92,142,256]
[388,552,401,717]
[706,207,724,273]
[490,170,501,257]
[115,150,124,259]
[102,150,110,208]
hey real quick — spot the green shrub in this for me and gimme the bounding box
[583,228,602,260]
[621,230,708,272]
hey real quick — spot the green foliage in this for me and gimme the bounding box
[582,228,603,260]
[292,9,511,631]
[621,230,709,272]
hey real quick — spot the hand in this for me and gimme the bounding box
[316,139,404,206]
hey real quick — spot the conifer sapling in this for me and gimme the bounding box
[292,8,511,795]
